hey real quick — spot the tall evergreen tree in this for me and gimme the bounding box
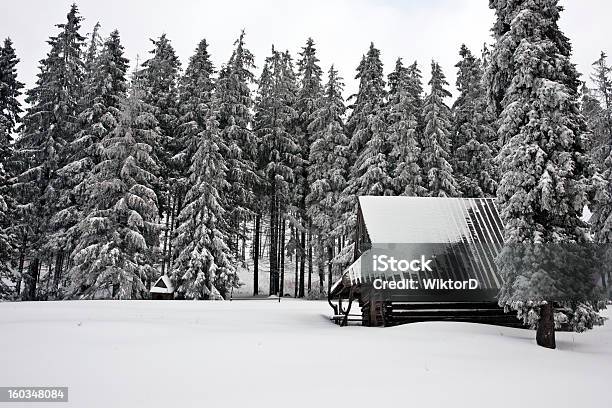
[175,39,215,187]
[338,43,391,238]
[13,4,86,300]
[306,66,349,292]
[587,53,612,299]
[451,45,497,198]
[83,22,102,90]
[216,31,258,258]
[295,38,323,296]
[255,47,300,295]
[488,0,603,348]
[140,34,181,272]
[141,34,181,174]
[0,38,23,143]
[169,39,217,277]
[171,38,238,299]
[49,30,130,297]
[387,58,424,196]
[0,37,24,298]
[421,61,458,197]
[68,74,161,299]
[586,52,612,169]
[406,62,425,135]
[171,92,237,300]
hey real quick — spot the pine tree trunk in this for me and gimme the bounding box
[22,258,39,301]
[536,302,556,349]
[276,210,282,295]
[318,238,324,294]
[15,278,21,298]
[45,257,53,300]
[308,227,313,293]
[299,230,305,297]
[269,189,277,295]
[160,193,172,275]
[170,187,184,264]
[16,234,27,297]
[294,228,298,298]
[52,251,64,298]
[327,245,334,294]
[253,213,261,296]
[241,219,247,262]
[167,191,178,271]
[279,218,286,297]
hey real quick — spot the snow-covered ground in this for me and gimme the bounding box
[0,300,609,408]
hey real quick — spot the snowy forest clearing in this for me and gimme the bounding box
[0,300,609,408]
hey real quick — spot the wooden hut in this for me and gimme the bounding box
[150,275,174,300]
[329,196,522,328]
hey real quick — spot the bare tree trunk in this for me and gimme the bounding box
[308,226,313,293]
[294,228,298,298]
[536,302,556,349]
[167,190,178,271]
[327,245,334,294]
[253,213,261,296]
[275,209,282,295]
[269,190,277,295]
[279,218,286,297]
[299,230,305,297]
[16,233,27,297]
[160,193,172,275]
[52,251,64,298]
[241,219,247,262]
[318,238,324,295]
[22,258,39,301]
[45,256,53,300]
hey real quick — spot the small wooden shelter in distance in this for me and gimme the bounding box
[150,275,174,300]
[329,196,523,328]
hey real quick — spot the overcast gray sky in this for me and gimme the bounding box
[0,0,609,100]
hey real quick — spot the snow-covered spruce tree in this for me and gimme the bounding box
[582,85,606,165]
[171,39,217,278]
[83,22,102,92]
[0,38,23,144]
[45,22,103,298]
[586,52,612,170]
[68,75,161,300]
[338,43,392,238]
[49,30,130,297]
[0,37,24,298]
[451,45,497,198]
[216,31,258,257]
[588,53,612,300]
[140,34,181,272]
[255,47,300,295]
[171,94,238,300]
[421,61,459,197]
[406,62,425,135]
[295,38,323,297]
[175,39,215,185]
[387,58,425,197]
[487,0,604,348]
[13,4,86,300]
[306,65,349,292]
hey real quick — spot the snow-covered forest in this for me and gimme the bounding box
[0,0,610,324]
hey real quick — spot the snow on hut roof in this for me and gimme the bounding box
[150,275,174,294]
[358,196,504,244]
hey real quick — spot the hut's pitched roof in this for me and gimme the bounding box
[358,196,504,245]
[150,275,174,294]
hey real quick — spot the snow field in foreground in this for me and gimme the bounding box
[0,300,610,408]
